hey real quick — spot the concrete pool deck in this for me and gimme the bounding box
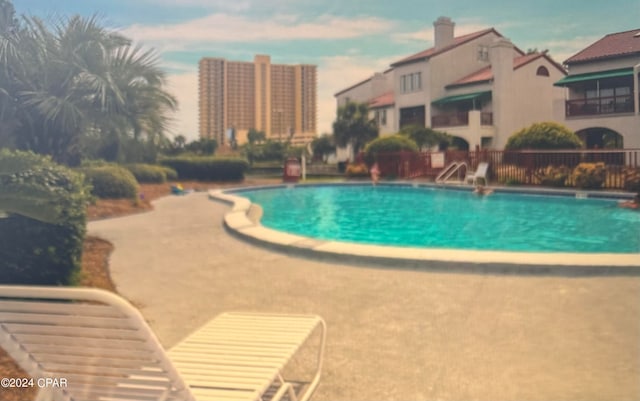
[88,192,640,401]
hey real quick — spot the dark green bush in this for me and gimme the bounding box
[125,163,167,183]
[505,122,583,150]
[80,164,139,199]
[160,157,249,181]
[0,150,91,285]
[364,134,418,165]
[160,166,178,181]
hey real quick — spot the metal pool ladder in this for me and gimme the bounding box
[436,161,468,183]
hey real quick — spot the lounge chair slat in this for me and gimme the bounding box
[0,300,124,317]
[0,312,135,329]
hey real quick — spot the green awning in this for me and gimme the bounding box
[431,90,492,106]
[554,68,634,86]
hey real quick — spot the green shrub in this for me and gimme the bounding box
[345,163,369,178]
[125,163,167,183]
[0,150,91,285]
[364,135,418,165]
[160,157,249,181]
[80,164,139,198]
[160,166,178,181]
[505,122,583,150]
[572,162,607,189]
[536,165,570,187]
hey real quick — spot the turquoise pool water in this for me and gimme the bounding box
[235,185,640,253]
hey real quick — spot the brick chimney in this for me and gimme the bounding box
[433,17,455,50]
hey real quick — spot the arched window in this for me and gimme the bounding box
[536,66,550,77]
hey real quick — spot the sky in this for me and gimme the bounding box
[14,0,640,141]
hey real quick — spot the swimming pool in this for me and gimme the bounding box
[234,184,640,254]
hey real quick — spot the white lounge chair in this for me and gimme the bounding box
[466,162,489,186]
[0,285,326,401]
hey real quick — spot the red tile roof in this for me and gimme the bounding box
[369,91,394,108]
[565,28,640,64]
[447,52,565,88]
[391,28,500,67]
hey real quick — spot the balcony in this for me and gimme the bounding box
[566,94,635,117]
[431,111,493,128]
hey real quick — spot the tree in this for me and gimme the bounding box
[398,125,450,150]
[186,138,217,155]
[311,134,335,162]
[505,122,583,150]
[247,128,266,145]
[0,0,18,35]
[333,102,378,156]
[0,8,177,165]
[363,134,418,165]
[173,135,187,149]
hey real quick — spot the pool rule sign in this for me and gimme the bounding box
[283,157,301,183]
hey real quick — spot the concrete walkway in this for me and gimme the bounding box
[89,192,640,401]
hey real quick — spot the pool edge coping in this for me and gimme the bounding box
[209,182,640,270]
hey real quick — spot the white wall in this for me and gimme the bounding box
[492,57,567,148]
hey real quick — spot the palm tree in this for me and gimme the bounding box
[0,9,177,165]
[0,15,128,164]
[333,101,378,157]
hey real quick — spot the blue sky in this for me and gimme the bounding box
[14,0,640,140]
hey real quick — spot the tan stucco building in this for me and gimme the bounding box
[199,55,317,146]
[335,17,567,150]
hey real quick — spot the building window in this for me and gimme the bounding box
[374,109,387,126]
[477,45,489,62]
[400,72,422,93]
[412,73,421,91]
[536,66,549,77]
[400,75,408,93]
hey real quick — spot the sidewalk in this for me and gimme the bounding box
[89,192,640,401]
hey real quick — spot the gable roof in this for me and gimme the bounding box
[391,28,500,67]
[446,52,566,88]
[564,28,640,65]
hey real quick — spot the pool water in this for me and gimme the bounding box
[237,185,640,253]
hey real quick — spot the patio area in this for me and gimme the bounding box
[89,192,640,401]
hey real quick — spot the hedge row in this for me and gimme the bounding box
[160,157,248,181]
[0,150,91,285]
[79,164,139,199]
[125,163,177,183]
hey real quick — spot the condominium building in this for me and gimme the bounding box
[335,17,566,150]
[554,28,640,148]
[199,55,317,146]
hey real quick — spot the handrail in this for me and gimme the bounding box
[435,161,468,183]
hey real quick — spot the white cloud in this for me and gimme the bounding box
[392,22,494,44]
[124,13,394,52]
[136,0,252,12]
